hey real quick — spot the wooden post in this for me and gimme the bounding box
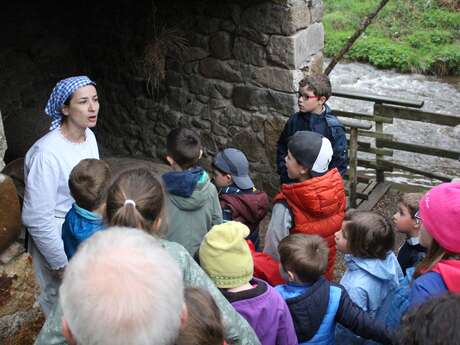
[374,103,385,183]
[349,127,359,208]
[340,118,372,208]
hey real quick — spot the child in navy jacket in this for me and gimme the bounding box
[276,74,347,183]
[276,233,394,345]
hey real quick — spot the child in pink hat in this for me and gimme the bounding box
[408,181,460,308]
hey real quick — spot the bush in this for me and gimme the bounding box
[323,0,460,76]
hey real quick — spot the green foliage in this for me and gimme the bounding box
[323,0,460,76]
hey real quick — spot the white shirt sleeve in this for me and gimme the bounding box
[22,150,68,269]
[263,202,292,262]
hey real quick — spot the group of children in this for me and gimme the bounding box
[52,74,459,345]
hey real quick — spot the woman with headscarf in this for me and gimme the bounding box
[22,76,100,316]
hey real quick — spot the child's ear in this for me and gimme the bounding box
[151,215,163,234]
[62,319,77,345]
[198,149,203,159]
[287,270,296,281]
[318,96,327,105]
[165,155,175,167]
[179,303,188,331]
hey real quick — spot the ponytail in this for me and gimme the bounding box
[106,168,165,235]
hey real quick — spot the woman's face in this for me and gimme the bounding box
[62,85,99,131]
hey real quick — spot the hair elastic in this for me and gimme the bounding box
[124,199,136,207]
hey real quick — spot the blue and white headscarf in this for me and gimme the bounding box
[45,76,96,130]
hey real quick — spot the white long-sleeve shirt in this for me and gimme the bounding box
[22,128,99,269]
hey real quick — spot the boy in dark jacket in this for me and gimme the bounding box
[61,159,111,259]
[393,193,426,275]
[163,128,223,257]
[213,148,269,250]
[276,74,347,183]
[276,233,395,345]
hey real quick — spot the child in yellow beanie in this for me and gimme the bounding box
[199,221,297,345]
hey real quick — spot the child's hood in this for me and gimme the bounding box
[65,203,105,241]
[280,168,345,217]
[162,167,205,197]
[163,169,215,210]
[432,259,460,293]
[345,252,403,287]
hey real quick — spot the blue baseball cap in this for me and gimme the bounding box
[213,148,254,190]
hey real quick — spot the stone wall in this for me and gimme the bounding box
[97,0,324,195]
[2,1,324,195]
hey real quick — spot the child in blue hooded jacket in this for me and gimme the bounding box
[334,210,403,344]
[61,159,111,259]
[335,210,403,317]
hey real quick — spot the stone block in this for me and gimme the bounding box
[184,101,205,117]
[251,114,267,132]
[267,90,298,116]
[0,175,21,254]
[267,35,294,69]
[232,86,269,111]
[290,3,312,31]
[214,81,234,99]
[241,3,294,36]
[310,0,324,23]
[230,130,267,162]
[199,58,243,83]
[212,120,228,137]
[294,23,324,67]
[191,118,211,130]
[188,75,211,95]
[183,47,209,62]
[167,86,195,112]
[264,115,288,167]
[300,51,324,76]
[201,132,219,155]
[233,37,267,67]
[252,67,302,93]
[209,31,233,60]
[236,27,270,46]
[267,23,324,69]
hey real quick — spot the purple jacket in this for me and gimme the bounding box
[229,278,298,345]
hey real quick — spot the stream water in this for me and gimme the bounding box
[327,61,460,187]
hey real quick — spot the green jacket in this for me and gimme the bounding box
[34,240,260,345]
[164,171,223,256]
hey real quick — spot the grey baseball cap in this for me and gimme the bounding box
[288,131,333,177]
[213,148,254,190]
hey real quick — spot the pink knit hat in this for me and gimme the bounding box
[419,182,460,253]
